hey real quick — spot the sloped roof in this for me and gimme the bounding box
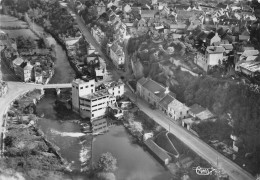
[159,94,175,109]
[12,57,24,66]
[241,50,259,57]
[189,104,205,115]
[142,78,166,98]
[239,35,250,41]
[196,109,215,121]
[137,77,148,85]
[246,56,258,61]
[169,99,190,113]
[221,44,233,50]
[141,10,158,18]
[144,139,171,161]
[206,46,225,54]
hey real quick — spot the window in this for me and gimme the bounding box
[91,84,94,87]
[76,87,78,89]
[91,89,93,93]
[85,86,88,88]
[118,91,120,94]
[80,87,83,89]
[92,114,94,117]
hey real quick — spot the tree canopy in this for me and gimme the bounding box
[96,152,117,173]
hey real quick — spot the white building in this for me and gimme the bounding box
[194,46,225,72]
[110,42,125,69]
[72,79,96,112]
[91,26,105,45]
[104,81,124,98]
[71,79,123,120]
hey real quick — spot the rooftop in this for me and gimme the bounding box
[189,104,206,115]
[206,46,225,54]
[159,94,175,109]
[142,78,167,98]
[81,89,109,100]
[239,61,260,73]
[169,99,190,113]
[196,109,215,121]
[144,139,171,161]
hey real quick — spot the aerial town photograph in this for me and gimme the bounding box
[0,0,260,179]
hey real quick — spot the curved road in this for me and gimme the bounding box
[0,82,71,154]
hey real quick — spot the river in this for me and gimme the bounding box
[2,15,172,179]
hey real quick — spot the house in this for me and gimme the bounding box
[188,104,216,121]
[207,32,221,46]
[12,57,24,71]
[160,6,170,17]
[237,61,260,77]
[91,25,105,45]
[158,93,189,121]
[220,44,233,54]
[137,18,147,29]
[194,46,225,72]
[137,77,175,108]
[235,49,259,71]
[182,104,216,132]
[15,62,33,82]
[141,10,158,19]
[97,1,106,16]
[34,67,43,84]
[123,4,132,13]
[91,118,108,134]
[104,81,124,98]
[110,42,125,69]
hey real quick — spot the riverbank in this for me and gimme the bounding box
[1,88,71,180]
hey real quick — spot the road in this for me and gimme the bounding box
[0,2,255,179]
[125,89,254,180]
[64,3,255,180]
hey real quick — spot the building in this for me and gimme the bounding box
[14,61,33,82]
[71,78,121,120]
[12,57,24,71]
[110,42,125,69]
[65,36,81,51]
[137,77,175,108]
[0,81,8,97]
[104,81,124,98]
[207,32,221,46]
[140,10,158,19]
[91,118,108,134]
[188,104,216,121]
[144,138,172,165]
[96,1,106,16]
[79,89,111,119]
[182,104,216,134]
[194,46,225,72]
[91,25,105,45]
[158,93,189,121]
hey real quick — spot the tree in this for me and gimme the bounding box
[96,152,117,172]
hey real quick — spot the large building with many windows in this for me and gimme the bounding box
[72,78,124,120]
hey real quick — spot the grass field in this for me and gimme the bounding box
[0,14,38,39]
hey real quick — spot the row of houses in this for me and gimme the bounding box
[136,77,216,135]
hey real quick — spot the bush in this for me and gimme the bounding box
[4,136,16,147]
[95,152,117,173]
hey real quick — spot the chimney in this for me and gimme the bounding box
[165,87,169,94]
